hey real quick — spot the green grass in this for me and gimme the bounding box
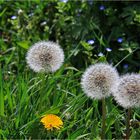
[0,1,140,139]
[0,64,140,139]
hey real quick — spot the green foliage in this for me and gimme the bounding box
[0,0,140,139]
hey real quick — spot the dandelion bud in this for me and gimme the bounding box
[113,74,140,108]
[81,63,119,99]
[26,41,64,73]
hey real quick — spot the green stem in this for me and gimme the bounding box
[101,98,106,140]
[126,108,131,140]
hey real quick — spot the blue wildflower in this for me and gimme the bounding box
[99,5,105,11]
[87,40,95,45]
[106,48,112,52]
[123,64,128,69]
[117,37,123,43]
[60,0,68,3]
[88,0,93,5]
[11,16,17,20]
[98,52,104,57]
[28,13,34,17]
[40,21,47,26]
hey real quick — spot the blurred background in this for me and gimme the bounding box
[0,0,140,139]
[1,0,140,73]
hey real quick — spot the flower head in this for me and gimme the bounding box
[11,16,17,20]
[87,40,95,45]
[99,5,105,11]
[26,41,64,73]
[117,37,123,43]
[123,64,129,69]
[106,48,112,52]
[88,0,93,5]
[81,63,119,99]
[113,74,140,108]
[98,52,104,57]
[40,114,63,130]
[60,0,68,3]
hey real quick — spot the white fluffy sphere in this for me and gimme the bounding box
[113,74,140,108]
[26,41,64,73]
[81,63,119,99]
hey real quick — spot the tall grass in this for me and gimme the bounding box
[0,64,140,139]
[0,1,140,139]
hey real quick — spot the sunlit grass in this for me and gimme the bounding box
[0,64,140,139]
[0,1,140,139]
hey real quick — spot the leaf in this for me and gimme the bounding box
[64,66,79,71]
[17,41,29,49]
[0,69,4,116]
[85,107,93,121]
[69,127,85,139]
[98,56,107,62]
[0,8,7,17]
[80,41,93,51]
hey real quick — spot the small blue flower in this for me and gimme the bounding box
[99,5,105,11]
[87,40,95,45]
[117,37,123,43]
[98,52,104,57]
[28,13,34,17]
[11,16,17,20]
[123,64,128,69]
[77,13,81,17]
[106,48,112,52]
[40,21,47,26]
[88,0,93,5]
[60,0,68,3]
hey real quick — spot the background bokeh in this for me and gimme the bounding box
[0,0,140,139]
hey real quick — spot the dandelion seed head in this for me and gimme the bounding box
[113,74,140,108]
[81,63,119,99]
[26,41,64,73]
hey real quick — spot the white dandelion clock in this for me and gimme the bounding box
[81,63,119,99]
[26,41,64,73]
[113,74,140,108]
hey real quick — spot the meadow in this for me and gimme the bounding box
[0,1,140,139]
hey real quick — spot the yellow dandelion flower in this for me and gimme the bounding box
[40,114,63,130]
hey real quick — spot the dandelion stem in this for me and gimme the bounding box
[126,108,131,140]
[101,98,106,140]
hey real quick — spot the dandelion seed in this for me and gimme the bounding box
[81,63,119,99]
[113,74,140,108]
[40,114,63,130]
[26,41,64,73]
